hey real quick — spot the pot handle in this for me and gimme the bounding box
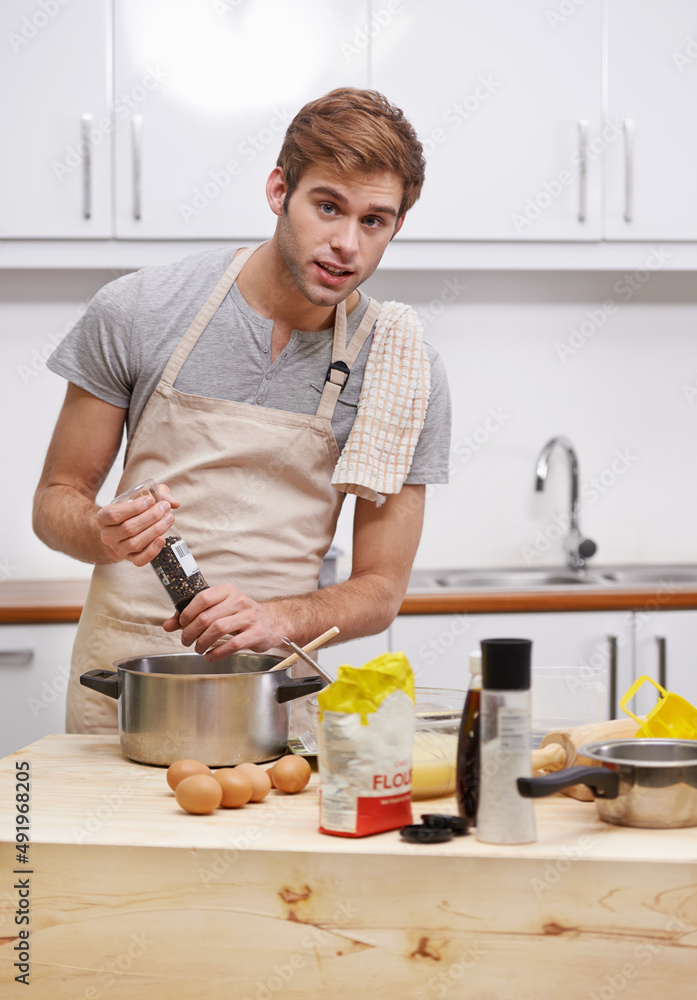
[276,676,325,704]
[79,668,120,699]
[517,766,620,800]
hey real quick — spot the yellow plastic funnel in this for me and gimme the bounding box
[620,675,697,740]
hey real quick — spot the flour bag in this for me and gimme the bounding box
[316,652,415,837]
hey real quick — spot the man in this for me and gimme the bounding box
[33,88,452,734]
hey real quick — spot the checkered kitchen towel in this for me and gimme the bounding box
[332,301,431,505]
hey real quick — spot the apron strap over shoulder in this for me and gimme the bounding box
[315,297,381,422]
[160,244,261,387]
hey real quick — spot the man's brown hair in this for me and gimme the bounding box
[277,88,425,219]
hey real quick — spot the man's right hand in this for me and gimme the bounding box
[97,484,180,566]
[33,384,180,567]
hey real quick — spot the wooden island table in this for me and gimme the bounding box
[1,735,696,999]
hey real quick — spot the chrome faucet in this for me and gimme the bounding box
[534,436,597,572]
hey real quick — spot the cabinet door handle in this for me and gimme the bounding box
[577,119,588,223]
[0,649,34,667]
[132,114,143,221]
[623,118,634,223]
[656,635,666,690]
[81,114,92,220]
[607,634,618,719]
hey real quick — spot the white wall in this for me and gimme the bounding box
[358,267,697,572]
[0,269,127,581]
[3,265,696,581]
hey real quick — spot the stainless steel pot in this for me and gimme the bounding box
[80,652,324,767]
[517,739,697,828]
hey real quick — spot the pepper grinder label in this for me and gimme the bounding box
[170,539,200,578]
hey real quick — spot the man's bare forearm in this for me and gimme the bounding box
[263,571,403,649]
[33,484,117,565]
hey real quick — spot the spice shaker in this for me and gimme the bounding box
[112,478,209,614]
[456,649,482,823]
[476,638,536,845]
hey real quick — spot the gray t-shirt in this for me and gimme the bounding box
[48,246,451,484]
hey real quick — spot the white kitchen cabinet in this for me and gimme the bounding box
[605,0,697,240]
[372,0,603,241]
[0,0,112,237]
[0,624,77,758]
[392,611,633,719]
[632,609,697,717]
[113,0,369,239]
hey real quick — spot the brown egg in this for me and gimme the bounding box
[271,755,312,794]
[213,768,254,808]
[175,774,223,814]
[166,759,212,790]
[233,762,271,802]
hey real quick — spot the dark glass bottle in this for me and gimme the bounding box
[456,650,482,822]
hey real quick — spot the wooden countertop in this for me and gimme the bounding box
[3,578,697,624]
[1,735,695,998]
[0,734,694,861]
[0,580,89,624]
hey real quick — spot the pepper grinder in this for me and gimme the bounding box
[112,478,209,614]
[476,638,536,845]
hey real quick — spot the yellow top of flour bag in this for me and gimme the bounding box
[317,651,415,723]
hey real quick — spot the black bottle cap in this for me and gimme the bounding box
[481,638,532,691]
[420,814,470,836]
[400,824,454,844]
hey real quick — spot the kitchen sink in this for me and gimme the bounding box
[597,565,697,586]
[407,565,697,592]
[431,569,607,588]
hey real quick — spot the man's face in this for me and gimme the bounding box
[271,164,405,307]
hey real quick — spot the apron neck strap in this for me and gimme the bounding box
[160,243,260,387]
[315,297,382,422]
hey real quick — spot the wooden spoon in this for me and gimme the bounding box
[268,626,340,672]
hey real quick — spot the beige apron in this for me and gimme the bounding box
[66,244,381,734]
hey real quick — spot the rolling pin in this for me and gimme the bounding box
[531,717,645,801]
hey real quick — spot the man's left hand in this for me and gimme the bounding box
[162,584,289,660]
